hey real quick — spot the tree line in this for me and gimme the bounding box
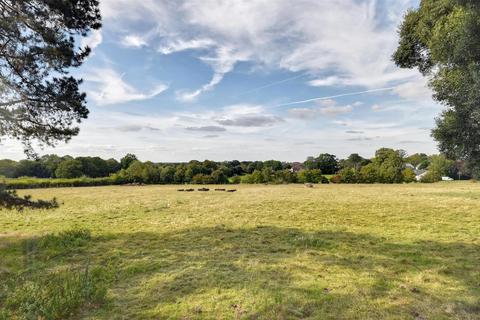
[0,149,475,187]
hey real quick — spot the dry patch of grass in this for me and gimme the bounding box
[1,183,479,319]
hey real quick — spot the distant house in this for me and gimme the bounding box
[415,170,428,181]
[289,162,304,173]
[405,163,428,181]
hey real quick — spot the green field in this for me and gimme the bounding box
[1,183,480,319]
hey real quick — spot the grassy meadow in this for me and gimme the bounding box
[1,183,480,319]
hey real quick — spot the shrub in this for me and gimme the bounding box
[421,171,442,183]
[191,173,214,184]
[329,174,342,184]
[240,174,254,184]
[319,175,330,184]
[297,169,323,183]
[211,169,228,184]
[359,163,379,183]
[336,168,359,183]
[230,176,241,184]
[402,168,417,183]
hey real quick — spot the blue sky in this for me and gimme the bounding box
[4,0,442,162]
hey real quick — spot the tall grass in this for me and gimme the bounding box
[0,229,115,320]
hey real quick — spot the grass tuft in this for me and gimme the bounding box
[2,265,109,320]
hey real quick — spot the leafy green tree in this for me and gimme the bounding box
[39,154,65,177]
[0,0,101,156]
[76,157,106,178]
[124,161,143,182]
[341,153,369,170]
[14,160,50,178]
[160,166,176,184]
[192,173,213,184]
[174,166,186,184]
[211,169,228,184]
[394,0,480,168]
[403,168,417,183]
[405,153,429,168]
[240,174,254,184]
[297,169,323,183]
[142,162,160,184]
[124,161,159,184]
[318,154,339,174]
[452,160,472,180]
[303,156,317,170]
[0,0,101,208]
[120,154,138,170]
[0,159,18,178]
[428,155,455,180]
[374,148,405,183]
[251,170,265,184]
[335,168,359,184]
[105,158,121,175]
[276,170,297,184]
[55,160,83,179]
[359,163,379,184]
[263,160,283,171]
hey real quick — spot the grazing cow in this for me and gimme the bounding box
[185,188,194,192]
[177,189,185,192]
[215,188,226,191]
[198,188,210,191]
[226,189,237,193]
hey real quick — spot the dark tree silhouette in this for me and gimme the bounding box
[0,0,102,209]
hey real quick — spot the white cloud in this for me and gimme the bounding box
[99,0,420,100]
[176,45,250,102]
[319,105,354,116]
[85,68,168,105]
[81,30,103,50]
[308,76,343,87]
[213,104,284,127]
[392,77,433,101]
[121,35,148,48]
[288,108,319,120]
[158,38,215,54]
[316,99,337,108]
[289,100,356,119]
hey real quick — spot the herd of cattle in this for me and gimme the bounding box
[177,188,237,193]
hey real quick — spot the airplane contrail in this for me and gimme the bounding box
[274,86,398,107]
[237,73,306,96]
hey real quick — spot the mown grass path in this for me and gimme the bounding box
[1,183,479,319]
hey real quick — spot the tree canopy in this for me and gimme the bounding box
[393,0,480,176]
[0,0,101,156]
[0,0,101,209]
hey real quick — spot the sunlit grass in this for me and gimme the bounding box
[1,182,479,319]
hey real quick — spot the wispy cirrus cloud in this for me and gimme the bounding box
[158,38,215,55]
[175,46,250,102]
[185,125,226,132]
[85,68,168,105]
[99,0,421,101]
[288,99,358,119]
[213,104,284,127]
